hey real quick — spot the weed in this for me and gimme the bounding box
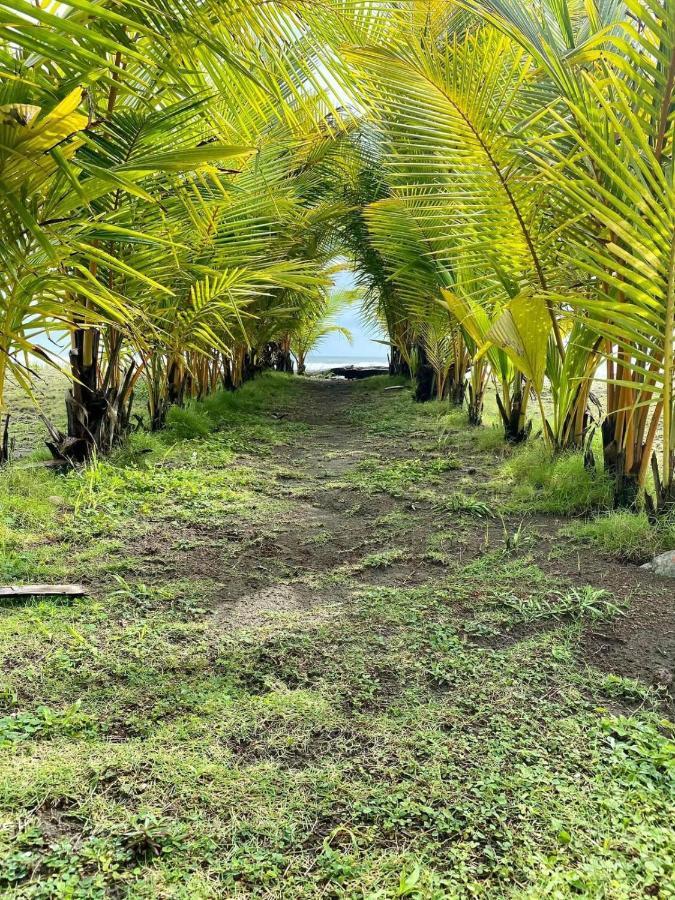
[0,703,95,745]
[109,576,207,615]
[440,492,492,517]
[358,548,405,569]
[598,673,654,703]
[113,813,186,861]
[500,444,613,514]
[501,586,623,624]
[564,510,675,563]
[498,516,538,554]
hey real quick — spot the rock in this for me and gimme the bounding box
[653,668,673,687]
[642,549,675,577]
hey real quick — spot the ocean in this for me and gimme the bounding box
[304,354,389,373]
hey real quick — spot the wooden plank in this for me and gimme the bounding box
[0,584,87,597]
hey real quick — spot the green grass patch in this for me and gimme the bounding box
[475,424,507,452]
[358,548,405,569]
[0,376,672,898]
[439,491,492,517]
[165,404,213,439]
[564,510,675,563]
[349,456,460,496]
[499,443,613,514]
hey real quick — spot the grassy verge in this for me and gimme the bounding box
[0,373,673,898]
[563,511,675,564]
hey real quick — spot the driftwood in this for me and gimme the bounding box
[0,584,87,597]
[328,366,389,380]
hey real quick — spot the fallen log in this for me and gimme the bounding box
[0,584,87,597]
[328,365,389,380]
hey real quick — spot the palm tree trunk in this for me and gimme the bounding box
[414,341,435,402]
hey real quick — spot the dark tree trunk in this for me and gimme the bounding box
[167,360,189,408]
[47,328,137,461]
[242,351,257,382]
[221,357,236,392]
[495,382,530,444]
[258,343,275,370]
[602,416,640,508]
[467,385,484,426]
[274,349,294,373]
[259,342,294,373]
[150,402,167,432]
[413,342,435,403]
[389,346,410,378]
[0,414,11,465]
[448,367,467,407]
[645,452,675,519]
[57,328,108,461]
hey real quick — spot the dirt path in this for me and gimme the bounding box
[135,377,674,707]
[3,375,674,896]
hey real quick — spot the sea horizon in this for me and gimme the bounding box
[304,354,389,372]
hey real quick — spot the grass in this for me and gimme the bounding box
[0,373,673,897]
[498,443,613,514]
[564,510,675,563]
[475,425,507,452]
[0,467,64,548]
[4,368,68,460]
[348,456,460,496]
[357,548,405,569]
[439,491,492,517]
[4,577,670,897]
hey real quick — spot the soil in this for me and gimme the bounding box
[126,378,675,708]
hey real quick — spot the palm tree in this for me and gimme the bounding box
[470,0,674,509]
[0,0,352,455]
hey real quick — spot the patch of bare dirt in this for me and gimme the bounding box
[120,378,673,704]
[209,583,333,630]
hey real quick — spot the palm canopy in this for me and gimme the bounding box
[0,0,672,508]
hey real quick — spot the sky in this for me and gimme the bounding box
[30,269,389,365]
[307,269,389,363]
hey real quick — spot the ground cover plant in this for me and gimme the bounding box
[1,0,675,896]
[1,375,674,899]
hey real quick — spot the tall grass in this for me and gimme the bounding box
[500,444,613,514]
[564,512,675,563]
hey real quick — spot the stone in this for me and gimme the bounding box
[642,549,675,577]
[653,668,673,687]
